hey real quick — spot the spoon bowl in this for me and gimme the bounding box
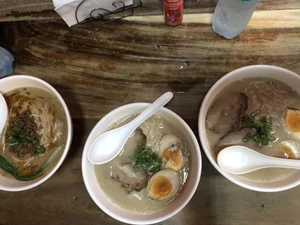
[0,93,8,134]
[217,145,300,174]
[88,92,174,165]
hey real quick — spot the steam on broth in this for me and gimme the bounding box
[0,87,67,180]
[94,114,190,213]
[206,78,300,182]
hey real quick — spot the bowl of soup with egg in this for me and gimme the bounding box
[199,65,300,192]
[0,75,72,191]
[82,102,201,224]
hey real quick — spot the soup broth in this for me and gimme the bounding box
[206,78,300,182]
[1,87,68,179]
[94,114,190,213]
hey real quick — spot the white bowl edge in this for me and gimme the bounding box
[82,103,202,224]
[0,75,73,191]
[199,65,300,192]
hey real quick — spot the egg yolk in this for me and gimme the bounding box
[150,176,172,200]
[162,147,181,168]
[286,109,300,132]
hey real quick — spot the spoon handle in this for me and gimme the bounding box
[125,92,174,131]
[265,157,300,170]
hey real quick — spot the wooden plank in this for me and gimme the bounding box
[1,11,299,119]
[0,2,300,225]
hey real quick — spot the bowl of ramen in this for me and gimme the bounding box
[0,75,72,191]
[82,102,201,224]
[199,65,300,192]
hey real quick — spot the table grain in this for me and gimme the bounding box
[0,0,300,225]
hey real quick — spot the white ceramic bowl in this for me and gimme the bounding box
[199,65,300,192]
[82,103,201,224]
[0,75,72,191]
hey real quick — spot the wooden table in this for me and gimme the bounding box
[0,0,300,224]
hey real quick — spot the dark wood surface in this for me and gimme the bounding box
[0,0,300,224]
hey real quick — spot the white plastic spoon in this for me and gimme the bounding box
[88,92,174,165]
[217,145,300,174]
[0,93,8,134]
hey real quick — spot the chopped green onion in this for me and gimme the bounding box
[131,146,162,174]
[243,111,276,146]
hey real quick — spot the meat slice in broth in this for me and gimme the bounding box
[111,164,148,193]
[206,92,248,136]
[244,81,291,115]
[216,128,255,153]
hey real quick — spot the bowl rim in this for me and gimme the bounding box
[0,75,73,191]
[82,102,202,224]
[198,64,300,192]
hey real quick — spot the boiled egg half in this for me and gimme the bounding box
[158,134,185,171]
[285,107,300,133]
[147,169,181,201]
[278,140,300,159]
